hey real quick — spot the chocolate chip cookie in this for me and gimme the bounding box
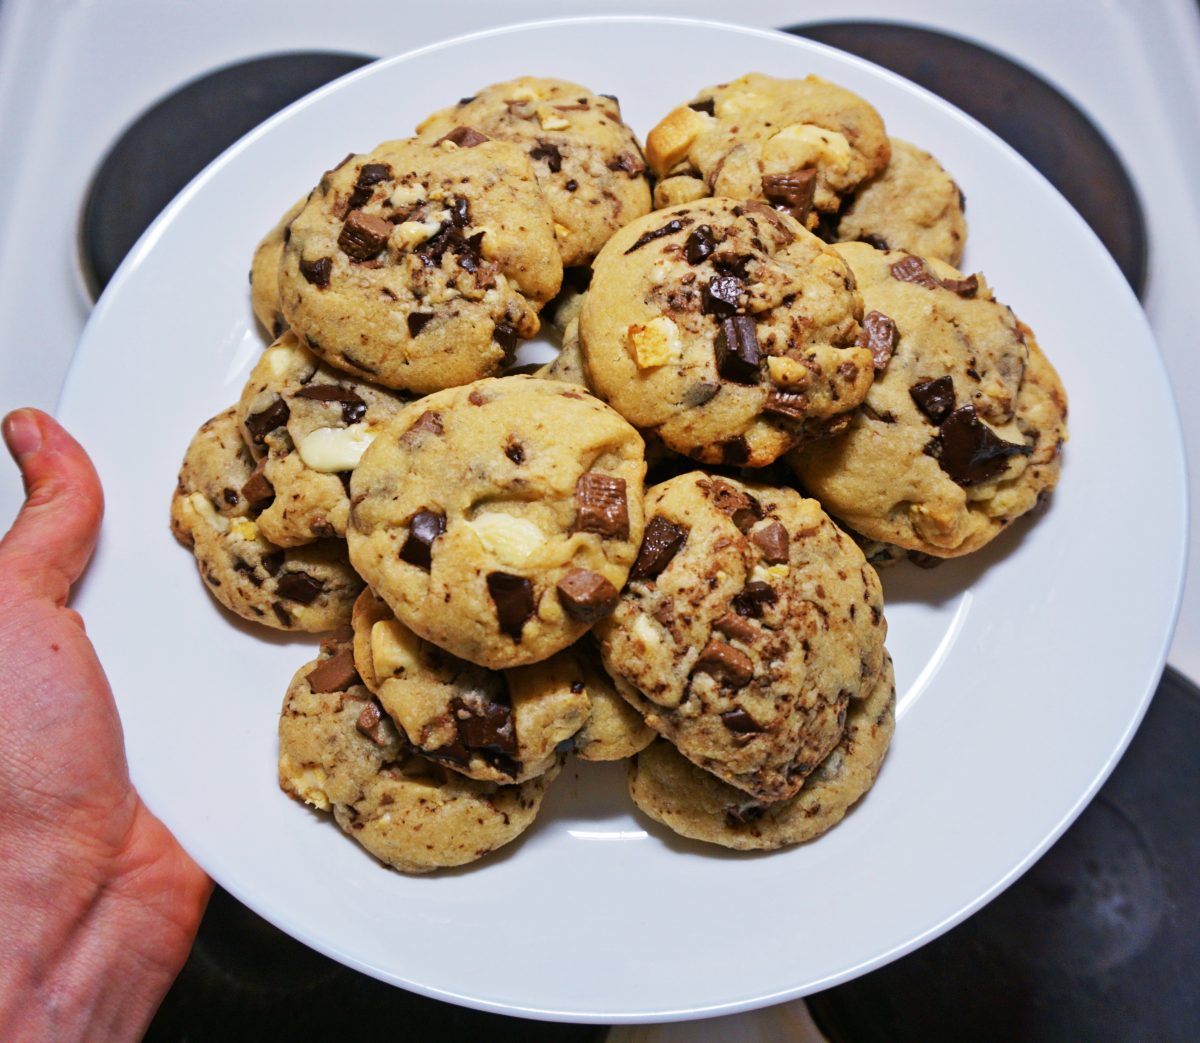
[279,137,562,393]
[646,73,889,230]
[596,471,886,802]
[567,639,656,762]
[580,198,873,467]
[250,195,305,339]
[347,375,646,669]
[415,78,652,267]
[170,408,363,630]
[790,244,1067,557]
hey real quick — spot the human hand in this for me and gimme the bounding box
[0,409,210,1042]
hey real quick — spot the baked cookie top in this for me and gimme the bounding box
[646,73,889,229]
[169,408,362,631]
[347,376,647,669]
[596,471,887,802]
[628,650,895,851]
[280,137,562,393]
[579,197,873,467]
[834,138,967,266]
[235,330,408,546]
[250,195,305,340]
[790,243,1068,557]
[415,77,652,268]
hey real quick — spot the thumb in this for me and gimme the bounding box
[1,408,105,605]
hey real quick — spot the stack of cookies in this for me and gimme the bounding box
[171,72,1067,871]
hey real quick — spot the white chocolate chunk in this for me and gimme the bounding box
[632,614,661,649]
[187,492,230,532]
[370,619,423,679]
[394,211,449,251]
[468,512,546,566]
[296,424,376,473]
[387,182,426,209]
[280,755,330,810]
[537,106,569,131]
[626,316,682,370]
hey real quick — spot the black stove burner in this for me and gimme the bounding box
[79,51,375,299]
[786,22,1148,297]
[807,666,1200,1041]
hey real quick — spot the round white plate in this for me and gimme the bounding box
[59,16,1186,1023]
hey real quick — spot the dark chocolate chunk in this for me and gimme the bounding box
[751,521,789,564]
[293,383,368,425]
[399,510,445,570]
[222,487,239,507]
[299,256,332,288]
[449,196,471,229]
[407,311,434,337]
[720,436,750,465]
[890,254,941,289]
[940,273,979,298]
[631,516,687,580]
[858,310,898,371]
[624,219,683,255]
[486,573,536,642]
[712,253,752,279]
[732,581,777,618]
[458,95,476,105]
[713,612,757,644]
[702,275,744,317]
[529,141,563,173]
[261,550,286,576]
[406,410,443,437]
[762,169,817,224]
[504,440,525,465]
[452,694,517,755]
[714,315,760,383]
[241,458,275,512]
[930,405,1032,486]
[721,706,762,733]
[493,322,519,360]
[356,163,392,188]
[272,603,292,627]
[763,389,809,422]
[688,98,715,115]
[276,571,324,605]
[684,224,716,265]
[573,473,629,539]
[556,569,619,624]
[694,640,754,688]
[607,151,645,176]
[435,125,489,148]
[681,382,720,407]
[307,648,360,693]
[565,179,578,192]
[909,376,956,424]
[355,701,390,746]
[244,398,290,446]
[338,209,392,260]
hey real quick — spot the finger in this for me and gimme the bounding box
[1,409,105,605]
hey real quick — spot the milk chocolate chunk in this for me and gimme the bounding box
[720,436,750,465]
[694,640,754,688]
[733,581,777,618]
[338,209,392,261]
[909,376,956,424]
[890,254,940,289]
[714,315,760,383]
[607,152,645,176]
[713,612,757,644]
[751,521,789,564]
[702,275,744,317]
[299,256,332,288]
[407,311,434,337]
[556,569,619,624]
[486,573,536,642]
[308,647,360,693]
[763,389,809,421]
[276,571,324,604]
[684,225,716,265]
[932,405,1032,486]
[631,516,687,580]
[721,706,762,733]
[452,694,517,755]
[436,125,490,148]
[245,398,290,445]
[709,480,761,531]
[406,409,443,437]
[574,473,629,539]
[294,384,368,425]
[858,310,898,370]
[940,273,979,298]
[400,510,445,570]
[241,459,275,512]
[529,141,563,173]
[762,169,816,224]
[355,701,390,746]
[625,219,683,255]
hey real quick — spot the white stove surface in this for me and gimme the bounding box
[0,0,1197,1032]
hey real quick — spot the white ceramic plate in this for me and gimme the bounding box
[59,16,1186,1023]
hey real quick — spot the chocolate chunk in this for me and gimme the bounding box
[751,521,789,564]
[861,403,896,424]
[355,701,390,746]
[299,256,332,288]
[407,311,434,337]
[556,569,619,624]
[930,405,1032,486]
[293,384,368,425]
[712,253,752,279]
[684,224,716,265]
[435,125,489,148]
[458,95,476,105]
[624,219,683,255]
[709,480,762,532]
[493,322,519,361]
[681,382,720,407]
[399,510,445,570]
[762,169,816,224]
[448,196,471,229]
[261,550,286,576]
[890,254,941,289]
[504,440,525,464]
[732,581,777,618]
[222,487,239,507]
[631,516,687,580]
[702,275,744,317]
[276,571,324,604]
[688,98,715,115]
[241,458,275,512]
[858,310,898,371]
[720,706,761,733]
[574,473,629,539]
[486,573,536,642]
[529,141,563,173]
[272,603,292,627]
[714,315,760,383]
[940,273,979,298]
[244,398,290,446]
[307,647,360,693]
[763,389,809,422]
[713,612,757,644]
[725,801,766,827]
[607,151,645,176]
[406,409,443,437]
[694,640,754,688]
[356,163,392,188]
[338,209,392,261]
[720,437,750,465]
[452,694,517,755]
[909,376,956,424]
[565,179,578,192]
[741,201,795,243]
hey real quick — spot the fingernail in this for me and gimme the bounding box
[3,410,42,462]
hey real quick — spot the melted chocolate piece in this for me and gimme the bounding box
[244,398,290,446]
[751,521,789,564]
[556,569,619,624]
[732,581,777,618]
[930,405,1032,486]
[338,209,392,261]
[714,315,761,383]
[702,275,744,317]
[720,436,751,465]
[909,376,956,424]
[435,125,489,148]
[624,219,683,255]
[762,168,817,224]
[276,571,324,605]
[631,516,687,580]
[407,312,433,337]
[763,389,809,422]
[307,648,360,693]
[713,612,757,644]
[240,459,275,512]
[685,224,716,265]
[573,473,629,538]
[449,196,471,229]
[694,640,754,689]
[293,384,368,425]
[688,98,715,115]
[721,706,762,733]
[406,409,443,437]
[529,141,563,173]
[400,510,445,570]
[486,573,536,642]
[859,310,898,370]
[299,256,332,288]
